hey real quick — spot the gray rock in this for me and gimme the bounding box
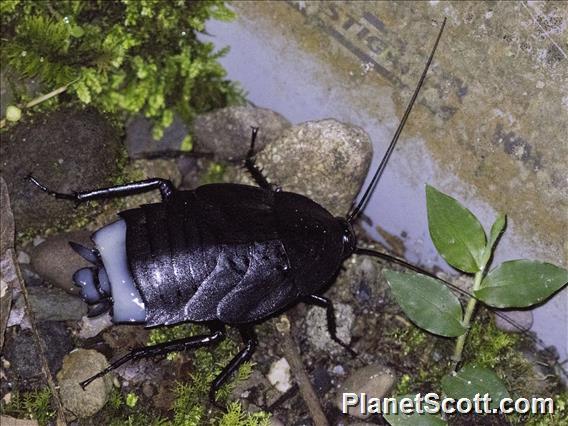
[335,364,397,419]
[229,119,372,216]
[57,349,113,418]
[191,105,291,160]
[132,158,182,188]
[305,302,353,355]
[0,107,122,232]
[30,231,93,295]
[126,114,190,159]
[77,313,113,339]
[267,357,292,393]
[3,330,43,384]
[27,287,87,321]
[0,415,39,426]
[41,321,74,371]
[494,310,533,333]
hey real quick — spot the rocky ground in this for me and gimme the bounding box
[0,106,564,425]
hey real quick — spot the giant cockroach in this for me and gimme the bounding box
[26,20,473,405]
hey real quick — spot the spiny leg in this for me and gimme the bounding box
[27,175,175,203]
[305,295,357,357]
[244,127,279,191]
[80,328,225,389]
[209,326,257,408]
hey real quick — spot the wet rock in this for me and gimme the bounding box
[126,114,190,159]
[27,287,87,321]
[30,231,93,295]
[267,357,292,393]
[77,313,113,339]
[57,349,113,418]
[1,322,73,382]
[38,321,74,375]
[191,105,291,160]
[335,364,397,419]
[16,251,30,265]
[0,107,122,232]
[229,119,372,216]
[311,366,333,396]
[494,310,533,333]
[3,330,43,384]
[305,302,354,355]
[6,294,29,329]
[19,265,42,288]
[132,158,182,188]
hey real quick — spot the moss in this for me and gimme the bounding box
[96,324,270,425]
[201,162,227,185]
[0,388,55,426]
[1,0,244,136]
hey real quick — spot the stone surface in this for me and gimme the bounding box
[27,287,87,321]
[57,349,113,418]
[37,321,74,375]
[335,364,397,419]
[132,158,182,188]
[30,231,93,295]
[0,416,38,426]
[229,119,373,216]
[77,313,113,340]
[305,301,354,355]
[2,330,43,384]
[126,114,190,159]
[495,310,534,333]
[0,107,122,232]
[267,357,292,393]
[191,105,291,160]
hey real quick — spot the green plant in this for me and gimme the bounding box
[0,388,55,425]
[146,324,270,425]
[1,0,244,136]
[383,185,568,425]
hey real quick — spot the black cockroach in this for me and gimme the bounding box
[28,20,447,405]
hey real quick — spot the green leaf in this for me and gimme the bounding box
[384,395,447,426]
[69,24,84,38]
[384,270,466,337]
[476,260,568,308]
[480,213,506,267]
[441,365,509,410]
[75,81,91,103]
[426,185,486,273]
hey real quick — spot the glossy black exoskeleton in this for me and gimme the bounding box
[28,20,446,407]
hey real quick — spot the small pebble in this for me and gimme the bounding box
[267,357,292,393]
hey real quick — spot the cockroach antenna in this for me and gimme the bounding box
[347,17,447,224]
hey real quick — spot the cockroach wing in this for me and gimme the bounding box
[195,183,279,243]
[216,240,298,324]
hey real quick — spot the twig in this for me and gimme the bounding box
[0,79,78,129]
[0,180,67,425]
[275,315,329,426]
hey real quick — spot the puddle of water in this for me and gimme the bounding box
[201,2,567,376]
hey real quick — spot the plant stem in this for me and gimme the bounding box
[451,270,484,372]
[0,79,77,128]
